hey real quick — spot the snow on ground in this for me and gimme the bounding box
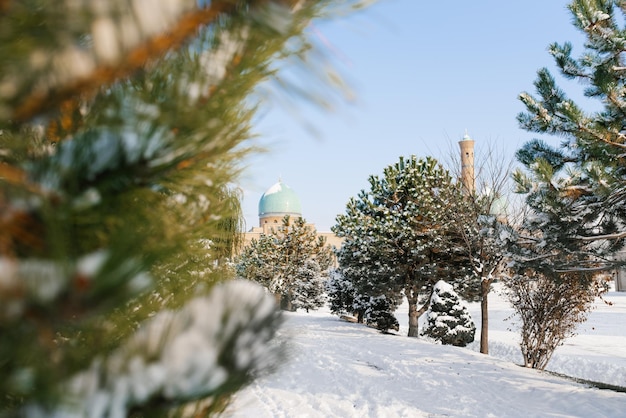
[225,285,626,417]
[463,284,626,389]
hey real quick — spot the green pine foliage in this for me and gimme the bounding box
[333,156,477,337]
[0,0,365,415]
[326,269,358,317]
[363,295,399,333]
[422,280,476,347]
[236,216,334,312]
[509,0,626,370]
[514,0,626,274]
[292,259,327,312]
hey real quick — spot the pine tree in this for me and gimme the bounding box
[331,199,402,323]
[422,280,476,347]
[235,233,281,292]
[326,269,358,317]
[292,259,327,312]
[333,156,477,337]
[363,295,399,333]
[0,1,361,415]
[508,0,626,370]
[515,0,626,274]
[236,216,334,312]
[325,268,381,324]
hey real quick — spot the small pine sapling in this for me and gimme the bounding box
[364,295,399,333]
[291,260,327,312]
[422,280,476,347]
[326,269,357,317]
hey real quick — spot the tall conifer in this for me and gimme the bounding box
[514,0,626,274]
[236,216,333,312]
[509,0,624,370]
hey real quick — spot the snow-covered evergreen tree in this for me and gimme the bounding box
[292,259,327,312]
[422,280,476,347]
[0,1,364,415]
[326,269,357,316]
[235,233,281,292]
[236,216,333,312]
[333,156,477,337]
[364,295,399,333]
[514,0,626,274]
[507,0,626,370]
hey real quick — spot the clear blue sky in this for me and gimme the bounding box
[239,0,587,232]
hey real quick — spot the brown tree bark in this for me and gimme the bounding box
[406,285,431,337]
[407,299,419,337]
[480,279,491,354]
[406,285,419,337]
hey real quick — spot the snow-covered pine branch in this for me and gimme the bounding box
[25,280,283,417]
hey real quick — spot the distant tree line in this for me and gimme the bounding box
[236,216,333,313]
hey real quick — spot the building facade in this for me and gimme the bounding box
[243,180,344,251]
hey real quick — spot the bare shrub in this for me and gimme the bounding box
[503,272,609,370]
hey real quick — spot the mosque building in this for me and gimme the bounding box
[243,180,344,250]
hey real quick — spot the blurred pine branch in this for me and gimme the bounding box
[0,0,371,415]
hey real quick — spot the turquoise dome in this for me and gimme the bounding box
[258,181,302,217]
[489,194,508,218]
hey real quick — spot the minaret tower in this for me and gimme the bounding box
[458,131,475,194]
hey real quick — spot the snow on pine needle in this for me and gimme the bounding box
[422,280,476,347]
[25,280,284,418]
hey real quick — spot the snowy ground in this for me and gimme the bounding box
[225,284,626,417]
[463,284,626,390]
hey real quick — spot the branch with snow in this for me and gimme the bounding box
[0,251,150,322]
[25,279,284,417]
[7,0,304,122]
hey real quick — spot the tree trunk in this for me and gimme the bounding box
[480,278,491,354]
[406,285,432,337]
[406,287,419,337]
[280,293,294,311]
[417,302,430,318]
